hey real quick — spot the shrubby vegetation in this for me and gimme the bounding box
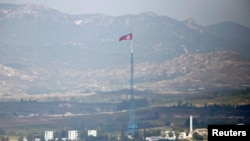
[0,90,249,140]
[116,98,149,111]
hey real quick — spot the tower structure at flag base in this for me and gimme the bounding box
[128,50,138,136]
[118,32,138,137]
[127,38,138,136]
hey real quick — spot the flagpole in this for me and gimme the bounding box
[128,35,137,136]
[119,32,137,136]
[131,34,134,54]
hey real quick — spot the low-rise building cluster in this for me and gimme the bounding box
[23,130,97,141]
[145,115,208,141]
[19,115,209,141]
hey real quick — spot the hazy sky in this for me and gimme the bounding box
[1,0,249,27]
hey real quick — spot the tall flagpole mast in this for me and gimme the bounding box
[118,32,137,137]
[128,36,137,136]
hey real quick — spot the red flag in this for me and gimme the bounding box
[119,33,133,41]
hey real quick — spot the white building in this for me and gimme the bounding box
[22,137,28,141]
[178,132,187,140]
[164,131,176,140]
[68,130,78,141]
[44,131,53,141]
[87,130,97,137]
[194,128,208,136]
[145,136,161,141]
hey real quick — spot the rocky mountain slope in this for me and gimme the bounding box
[0,3,249,96]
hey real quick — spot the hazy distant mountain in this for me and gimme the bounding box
[205,21,250,44]
[0,3,249,95]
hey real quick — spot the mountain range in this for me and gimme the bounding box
[0,3,250,96]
